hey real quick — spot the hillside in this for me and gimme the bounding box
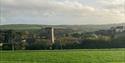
[0,23,125,32]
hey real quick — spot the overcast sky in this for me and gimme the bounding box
[0,0,125,25]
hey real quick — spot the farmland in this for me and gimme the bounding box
[0,49,125,63]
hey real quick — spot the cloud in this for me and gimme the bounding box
[99,0,124,5]
[0,0,96,17]
[0,0,125,24]
[98,0,125,14]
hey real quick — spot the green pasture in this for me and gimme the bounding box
[0,49,125,63]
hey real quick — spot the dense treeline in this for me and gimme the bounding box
[1,38,125,50]
[0,29,125,50]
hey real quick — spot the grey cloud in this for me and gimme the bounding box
[0,0,124,24]
[1,0,96,17]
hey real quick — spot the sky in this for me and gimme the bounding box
[0,0,125,25]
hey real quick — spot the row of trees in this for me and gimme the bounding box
[0,29,125,50]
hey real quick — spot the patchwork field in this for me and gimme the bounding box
[0,49,125,63]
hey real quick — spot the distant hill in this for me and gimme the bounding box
[0,23,125,32]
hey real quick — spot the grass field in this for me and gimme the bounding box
[0,49,125,63]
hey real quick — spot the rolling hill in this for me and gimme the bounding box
[0,23,125,32]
